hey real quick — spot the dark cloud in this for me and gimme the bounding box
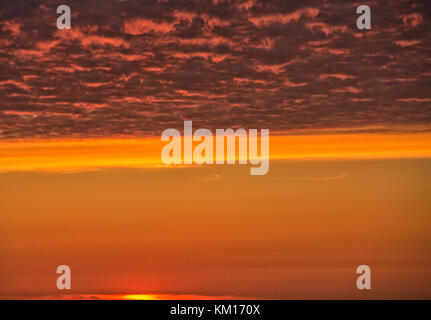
[0,0,430,139]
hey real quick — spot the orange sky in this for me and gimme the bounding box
[1,0,431,300]
[1,133,431,299]
[1,132,431,172]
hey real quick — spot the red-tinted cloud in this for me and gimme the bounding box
[0,0,430,139]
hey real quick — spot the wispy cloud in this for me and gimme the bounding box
[290,172,350,182]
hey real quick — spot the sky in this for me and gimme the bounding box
[1,160,431,299]
[0,0,431,300]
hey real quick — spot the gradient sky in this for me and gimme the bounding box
[1,160,431,299]
[1,0,431,300]
[0,0,430,139]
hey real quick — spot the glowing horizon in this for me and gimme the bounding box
[1,131,431,173]
[2,293,253,300]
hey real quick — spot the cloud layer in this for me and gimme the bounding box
[0,0,430,139]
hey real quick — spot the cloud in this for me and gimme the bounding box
[0,0,430,139]
[292,172,351,182]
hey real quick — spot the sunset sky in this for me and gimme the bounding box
[0,0,430,299]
